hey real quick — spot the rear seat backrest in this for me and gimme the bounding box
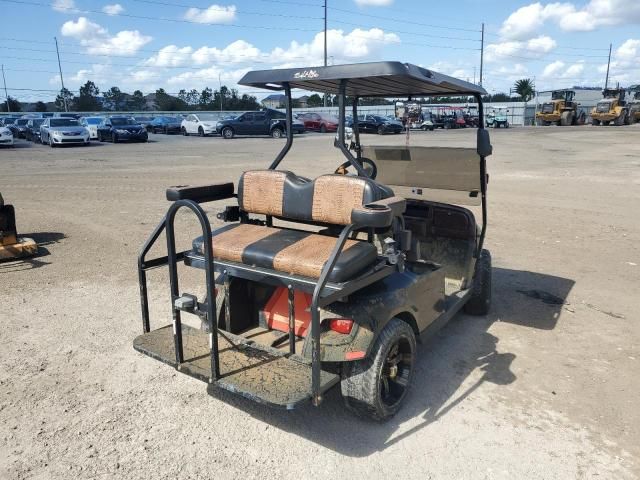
[238,170,393,226]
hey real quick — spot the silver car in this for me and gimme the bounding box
[40,118,90,147]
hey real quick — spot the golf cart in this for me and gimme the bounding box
[134,62,492,420]
[0,192,37,260]
[486,106,509,128]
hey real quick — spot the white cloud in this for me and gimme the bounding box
[184,4,237,24]
[541,60,584,79]
[354,0,393,5]
[500,1,640,39]
[61,17,152,56]
[102,3,124,15]
[486,35,557,62]
[52,0,79,13]
[192,40,262,65]
[145,45,194,67]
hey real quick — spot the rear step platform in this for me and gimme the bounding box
[133,324,339,409]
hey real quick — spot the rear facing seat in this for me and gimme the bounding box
[193,170,396,282]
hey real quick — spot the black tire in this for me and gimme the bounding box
[112,132,118,143]
[377,125,385,135]
[164,127,169,134]
[464,249,492,315]
[182,127,189,136]
[341,318,416,421]
[271,127,284,139]
[592,119,601,126]
[560,111,572,126]
[603,120,610,126]
[319,124,327,133]
[614,112,625,126]
[221,127,234,139]
[198,126,205,137]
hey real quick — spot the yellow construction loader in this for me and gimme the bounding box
[591,88,629,126]
[536,90,586,126]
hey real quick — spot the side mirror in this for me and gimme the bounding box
[477,129,492,157]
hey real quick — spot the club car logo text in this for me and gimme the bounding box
[293,70,319,79]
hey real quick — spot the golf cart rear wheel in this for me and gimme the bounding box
[464,249,492,315]
[341,318,416,421]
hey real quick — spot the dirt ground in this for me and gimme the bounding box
[1,126,639,479]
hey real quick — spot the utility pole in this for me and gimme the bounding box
[218,73,223,113]
[1,64,10,113]
[54,36,68,112]
[604,43,612,89]
[323,0,327,107]
[479,23,484,87]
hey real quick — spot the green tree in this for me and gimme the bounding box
[34,101,48,112]
[0,96,21,112]
[154,88,186,111]
[55,88,75,111]
[307,93,323,107]
[103,86,126,111]
[199,87,213,109]
[127,90,146,110]
[76,81,102,111]
[514,78,535,102]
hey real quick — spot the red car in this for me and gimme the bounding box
[298,112,338,133]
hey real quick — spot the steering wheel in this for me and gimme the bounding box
[334,157,378,179]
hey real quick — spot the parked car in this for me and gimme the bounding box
[134,116,155,131]
[0,126,13,146]
[97,116,148,143]
[79,116,103,140]
[40,117,90,147]
[10,118,30,138]
[298,112,338,133]
[353,114,403,134]
[181,113,219,136]
[53,112,81,120]
[0,117,20,127]
[24,118,45,142]
[216,109,300,139]
[148,116,182,134]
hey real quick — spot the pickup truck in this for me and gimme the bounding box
[216,109,304,139]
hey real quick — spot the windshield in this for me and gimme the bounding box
[197,113,217,121]
[17,119,29,126]
[111,117,136,126]
[162,116,180,122]
[135,116,152,121]
[32,119,44,127]
[85,117,102,125]
[50,119,79,127]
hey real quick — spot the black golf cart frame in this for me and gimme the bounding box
[137,63,489,407]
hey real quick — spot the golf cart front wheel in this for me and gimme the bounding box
[341,318,416,421]
[464,249,492,315]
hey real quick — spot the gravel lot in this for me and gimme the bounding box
[1,126,639,479]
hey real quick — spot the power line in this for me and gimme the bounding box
[330,19,481,42]
[0,0,320,31]
[127,0,324,20]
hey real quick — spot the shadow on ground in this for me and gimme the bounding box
[204,267,575,457]
[0,232,65,271]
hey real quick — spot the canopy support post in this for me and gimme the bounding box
[269,82,293,170]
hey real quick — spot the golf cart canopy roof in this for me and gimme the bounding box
[238,62,487,97]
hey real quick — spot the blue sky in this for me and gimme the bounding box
[1,0,639,102]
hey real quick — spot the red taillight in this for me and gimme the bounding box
[328,318,354,334]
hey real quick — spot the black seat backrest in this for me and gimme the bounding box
[237,170,394,225]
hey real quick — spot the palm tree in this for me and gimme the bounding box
[514,78,535,102]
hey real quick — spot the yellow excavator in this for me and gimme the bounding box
[591,88,629,126]
[628,85,640,124]
[536,89,585,126]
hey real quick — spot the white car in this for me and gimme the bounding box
[80,116,103,140]
[40,117,90,147]
[0,126,14,146]
[181,113,218,136]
